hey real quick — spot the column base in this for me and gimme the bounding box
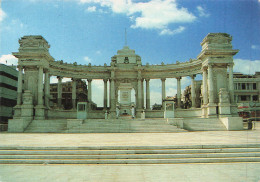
[230,103,239,117]
[13,105,22,119]
[108,110,116,119]
[207,103,217,118]
[35,105,46,120]
[201,104,208,118]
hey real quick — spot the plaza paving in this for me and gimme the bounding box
[0,122,260,182]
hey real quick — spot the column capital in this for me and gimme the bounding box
[208,63,213,68]
[190,74,196,79]
[44,68,49,73]
[103,78,108,82]
[161,78,166,82]
[145,78,150,82]
[37,66,44,70]
[176,76,182,80]
[228,63,234,67]
[72,78,81,82]
[87,78,92,82]
[57,76,63,79]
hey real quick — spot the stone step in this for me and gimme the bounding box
[183,119,227,131]
[1,153,260,160]
[1,148,260,155]
[1,157,260,164]
[1,144,259,150]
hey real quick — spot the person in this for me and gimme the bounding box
[105,110,108,120]
[131,106,135,119]
[116,107,120,119]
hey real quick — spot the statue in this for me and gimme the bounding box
[219,88,230,103]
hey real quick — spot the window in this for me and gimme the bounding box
[241,95,247,101]
[253,95,258,101]
[242,83,246,90]
[253,83,257,90]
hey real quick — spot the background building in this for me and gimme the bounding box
[233,72,260,120]
[0,64,18,130]
[50,79,89,110]
[233,72,260,103]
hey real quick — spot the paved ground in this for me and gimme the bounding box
[0,122,259,182]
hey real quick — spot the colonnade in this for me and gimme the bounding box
[15,65,235,113]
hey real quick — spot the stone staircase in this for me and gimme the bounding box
[23,119,186,133]
[66,119,186,133]
[183,118,227,131]
[24,119,67,133]
[0,144,260,164]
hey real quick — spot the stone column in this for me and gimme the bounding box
[137,78,142,109]
[104,79,108,109]
[109,79,111,108]
[177,77,182,108]
[161,78,166,109]
[229,64,234,103]
[191,75,196,108]
[145,79,150,110]
[208,64,214,104]
[141,79,144,109]
[44,71,50,108]
[35,66,45,119]
[202,68,208,105]
[57,76,62,108]
[110,78,116,110]
[72,78,77,110]
[17,66,23,105]
[87,79,92,103]
[37,66,44,105]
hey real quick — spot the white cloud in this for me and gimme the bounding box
[130,0,196,30]
[84,56,92,63]
[160,26,185,36]
[251,45,260,50]
[0,7,6,22]
[0,54,18,66]
[234,59,260,74]
[79,0,196,33]
[197,6,210,17]
[86,6,97,12]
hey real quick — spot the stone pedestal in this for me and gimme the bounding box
[21,104,34,120]
[207,103,217,118]
[8,119,24,132]
[201,105,208,118]
[136,109,142,118]
[9,90,34,132]
[218,103,231,117]
[13,105,22,119]
[35,105,46,120]
[230,104,239,117]
[109,110,116,119]
[218,88,231,117]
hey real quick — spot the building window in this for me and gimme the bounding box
[253,95,258,101]
[242,83,246,90]
[241,95,247,101]
[253,83,257,90]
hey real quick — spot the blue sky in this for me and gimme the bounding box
[0,0,260,106]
